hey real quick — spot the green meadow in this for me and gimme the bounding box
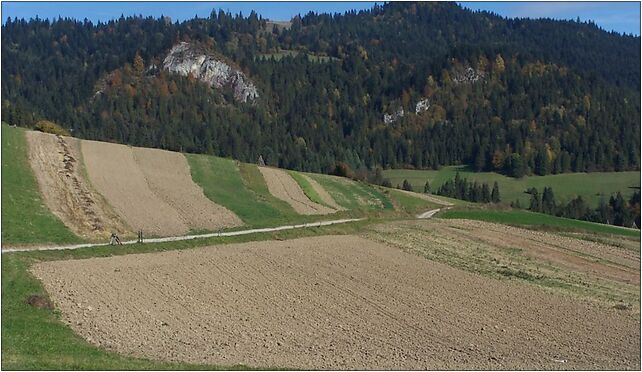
[384,166,640,208]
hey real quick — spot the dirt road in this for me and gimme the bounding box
[33,235,640,370]
[2,218,364,253]
[416,208,442,218]
[394,188,454,206]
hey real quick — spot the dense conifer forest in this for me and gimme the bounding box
[2,2,640,176]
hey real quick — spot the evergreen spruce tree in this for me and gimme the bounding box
[402,179,413,192]
[423,180,430,194]
[491,182,500,203]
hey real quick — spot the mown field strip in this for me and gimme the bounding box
[1,218,365,253]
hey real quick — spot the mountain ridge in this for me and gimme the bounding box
[2,2,639,177]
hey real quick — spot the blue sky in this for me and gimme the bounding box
[2,1,640,35]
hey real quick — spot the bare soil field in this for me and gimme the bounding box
[81,140,242,237]
[258,166,335,214]
[33,235,639,370]
[367,219,641,305]
[81,140,189,236]
[132,147,242,231]
[25,131,130,239]
[301,174,345,211]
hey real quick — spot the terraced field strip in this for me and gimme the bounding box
[258,166,335,215]
[81,139,188,236]
[132,147,242,231]
[288,171,344,211]
[25,131,130,239]
[81,140,243,237]
[33,235,639,370]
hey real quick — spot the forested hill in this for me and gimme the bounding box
[2,2,640,177]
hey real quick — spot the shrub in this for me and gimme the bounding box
[34,120,70,136]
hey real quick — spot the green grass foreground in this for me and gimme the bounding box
[1,220,369,370]
[1,124,80,245]
[385,166,640,208]
[441,208,640,237]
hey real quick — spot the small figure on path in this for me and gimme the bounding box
[137,230,144,244]
[110,232,122,245]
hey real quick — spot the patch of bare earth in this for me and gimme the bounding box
[258,166,335,215]
[25,131,130,240]
[301,174,345,211]
[33,235,639,370]
[80,140,189,237]
[132,147,242,231]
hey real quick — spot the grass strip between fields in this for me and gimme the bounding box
[1,124,81,245]
[307,174,393,211]
[287,170,330,207]
[440,208,641,237]
[187,154,315,227]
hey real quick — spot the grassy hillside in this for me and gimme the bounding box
[385,166,640,208]
[306,173,394,211]
[287,171,330,207]
[1,124,80,245]
[189,153,421,225]
[187,154,310,227]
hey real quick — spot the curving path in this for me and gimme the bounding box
[2,218,365,253]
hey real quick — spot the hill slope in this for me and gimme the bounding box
[2,2,639,176]
[2,125,438,245]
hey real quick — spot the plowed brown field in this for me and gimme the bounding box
[81,140,189,236]
[25,131,130,239]
[258,166,335,214]
[81,140,242,237]
[33,235,640,370]
[132,147,242,231]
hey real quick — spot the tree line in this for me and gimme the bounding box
[520,187,641,228]
[433,173,500,203]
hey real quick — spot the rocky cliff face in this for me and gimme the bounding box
[163,42,259,103]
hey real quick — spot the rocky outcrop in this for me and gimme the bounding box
[163,42,259,103]
[384,107,405,124]
[415,98,430,114]
[452,67,484,84]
